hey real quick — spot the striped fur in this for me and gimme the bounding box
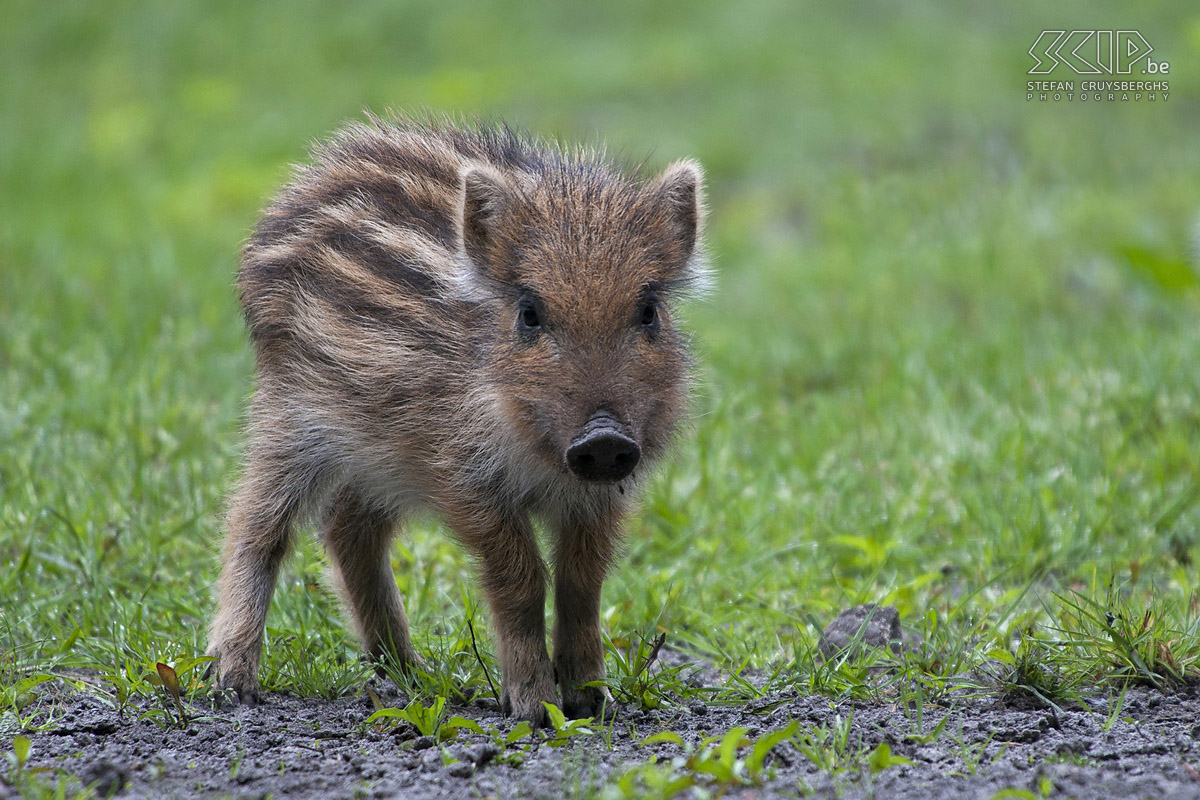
[207,116,708,724]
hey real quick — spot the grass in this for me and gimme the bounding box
[2,0,1199,776]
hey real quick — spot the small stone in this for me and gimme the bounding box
[818,604,902,659]
[412,735,436,750]
[994,726,1041,744]
[473,697,500,712]
[471,742,501,766]
[447,761,474,778]
[419,750,441,772]
[1054,738,1088,756]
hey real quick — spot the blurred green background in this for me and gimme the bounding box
[2,0,1198,693]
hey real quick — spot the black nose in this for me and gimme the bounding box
[566,416,641,482]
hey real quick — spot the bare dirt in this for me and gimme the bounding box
[9,677,1200,799]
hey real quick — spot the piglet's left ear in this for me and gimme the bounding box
[647,159,705,264]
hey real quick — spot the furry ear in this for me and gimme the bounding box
[648,159,704,262]
[460,165,512,269]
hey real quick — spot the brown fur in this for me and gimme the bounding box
[207,116,708,724]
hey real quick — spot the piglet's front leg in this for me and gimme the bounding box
[552,505,620,720]
[448,507,556,727]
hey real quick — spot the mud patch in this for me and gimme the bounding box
[9,683,1200,798]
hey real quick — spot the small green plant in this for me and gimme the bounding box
[789,626,888,702]
[10,734,31,770]
[904,710,949,745]
[227,745,244,781]
[991,773,1056,800]
[947,723,994,777]
[475,719,538,767]
[1053,586,1200,687]
[365,696,504,745]
[90,653,210,728]
[1101,683,1130,733]
[866,742,913,774]
[144,656,209,729]
[635,720,801,792]
[95,659,157,720]
[368,696,448,739]
[543,702,596,747]
[984,636,1081,711]
[5,735,96,799]
[151,662,188,728]
[259,634,369,699]
[0,674,56,731]
[372,615,500,705]
[601,757,696,800]
[603,631,693,711]
[792,712,862,774]
[683,726,755,786]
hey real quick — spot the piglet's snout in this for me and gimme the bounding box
[565,412,640,482]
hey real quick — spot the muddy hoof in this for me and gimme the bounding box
[501,691,552,728]
[563,688,617,721]
[211,681,261,708]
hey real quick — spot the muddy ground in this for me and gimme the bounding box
[8,676,1200,800]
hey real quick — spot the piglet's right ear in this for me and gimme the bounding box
[460,165,512,270]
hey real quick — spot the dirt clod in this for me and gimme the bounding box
[818,603,903,658]
[78,760,128,797]
[469,742,501,765]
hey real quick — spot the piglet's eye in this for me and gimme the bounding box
[639,301,658,327]
[518,303,541,331]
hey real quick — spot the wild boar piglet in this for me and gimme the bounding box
[207,117,709,725]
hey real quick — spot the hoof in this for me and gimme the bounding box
[563,686,616,721]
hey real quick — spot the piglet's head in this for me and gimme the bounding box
[459,158,708,483]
